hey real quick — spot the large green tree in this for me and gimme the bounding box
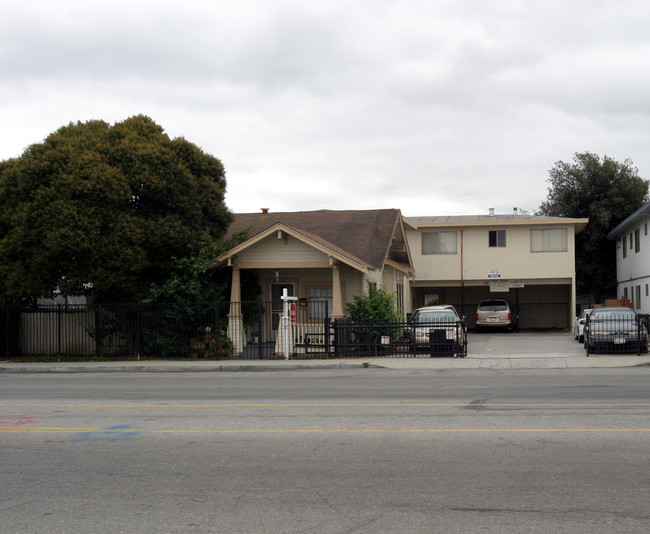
[538,152,649,301]
[0,115,232,303]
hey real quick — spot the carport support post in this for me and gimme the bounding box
[515,288,520,331]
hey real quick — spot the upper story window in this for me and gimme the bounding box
[488,230,506,247]
[422,231,457,255]
[623,236,627,258]
[530,228,567,253]
[635,228,640,253]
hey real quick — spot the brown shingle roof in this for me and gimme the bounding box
[225,209,405,270]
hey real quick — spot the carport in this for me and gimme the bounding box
[410,281,573,330]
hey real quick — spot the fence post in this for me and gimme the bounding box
[3,304,7,358]
[2,304,7,358]
[257,302,264,360]
[136,303,141,361]
[332,318,340,358]
[324,302,329,358]
[56,304,62,362]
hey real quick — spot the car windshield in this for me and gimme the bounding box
[478,301,507,311]
[416,311,456,323]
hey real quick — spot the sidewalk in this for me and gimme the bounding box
[2,332,649,373]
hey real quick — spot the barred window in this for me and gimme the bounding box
[308,287,332,319]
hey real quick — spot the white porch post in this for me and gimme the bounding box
[227,265,246,354]
[331,262,345,317]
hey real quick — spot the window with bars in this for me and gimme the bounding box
[308,287,332,320]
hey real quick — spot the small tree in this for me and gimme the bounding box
[345,285,403,345]
[346,285,403,323]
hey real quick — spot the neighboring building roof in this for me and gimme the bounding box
[607,201,650,239]
[406,213,588,232]
[221,209,412,272]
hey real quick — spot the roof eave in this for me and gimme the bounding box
[213,222,372,274]
[607,202,650,240]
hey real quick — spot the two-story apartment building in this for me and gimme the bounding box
[607,201,650,314]
[404,210,588,329]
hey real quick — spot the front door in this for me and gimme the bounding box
[271,283,295,337]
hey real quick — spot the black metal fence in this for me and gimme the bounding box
[327,318,468,358]
[0,301,329,361]
[1,302,469,360]
[584,311,649,356]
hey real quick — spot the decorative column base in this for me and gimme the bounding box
[274,322,295,358]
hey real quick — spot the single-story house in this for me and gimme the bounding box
[215,209,413,353]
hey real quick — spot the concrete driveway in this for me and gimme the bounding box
[468,330,586,359]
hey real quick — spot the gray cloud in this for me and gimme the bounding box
[2,0,649,217]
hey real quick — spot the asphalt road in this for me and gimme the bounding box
[1,369,649,533]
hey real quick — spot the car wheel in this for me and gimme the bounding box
[578,334,584,344]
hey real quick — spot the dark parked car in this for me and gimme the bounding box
[584,307,648,355]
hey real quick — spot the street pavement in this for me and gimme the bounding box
[2,331,649,373]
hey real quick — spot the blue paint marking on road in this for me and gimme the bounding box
[71,424,141,442]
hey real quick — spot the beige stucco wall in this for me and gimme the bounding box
[407,224,576,282]
[406,222,579,328]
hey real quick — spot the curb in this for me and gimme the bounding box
[2,356,650,373]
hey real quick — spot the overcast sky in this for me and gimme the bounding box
[2,0,649,216]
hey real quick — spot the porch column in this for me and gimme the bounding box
[227,265,246,354]
[230,264,241,303]
[331,262,345,317]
